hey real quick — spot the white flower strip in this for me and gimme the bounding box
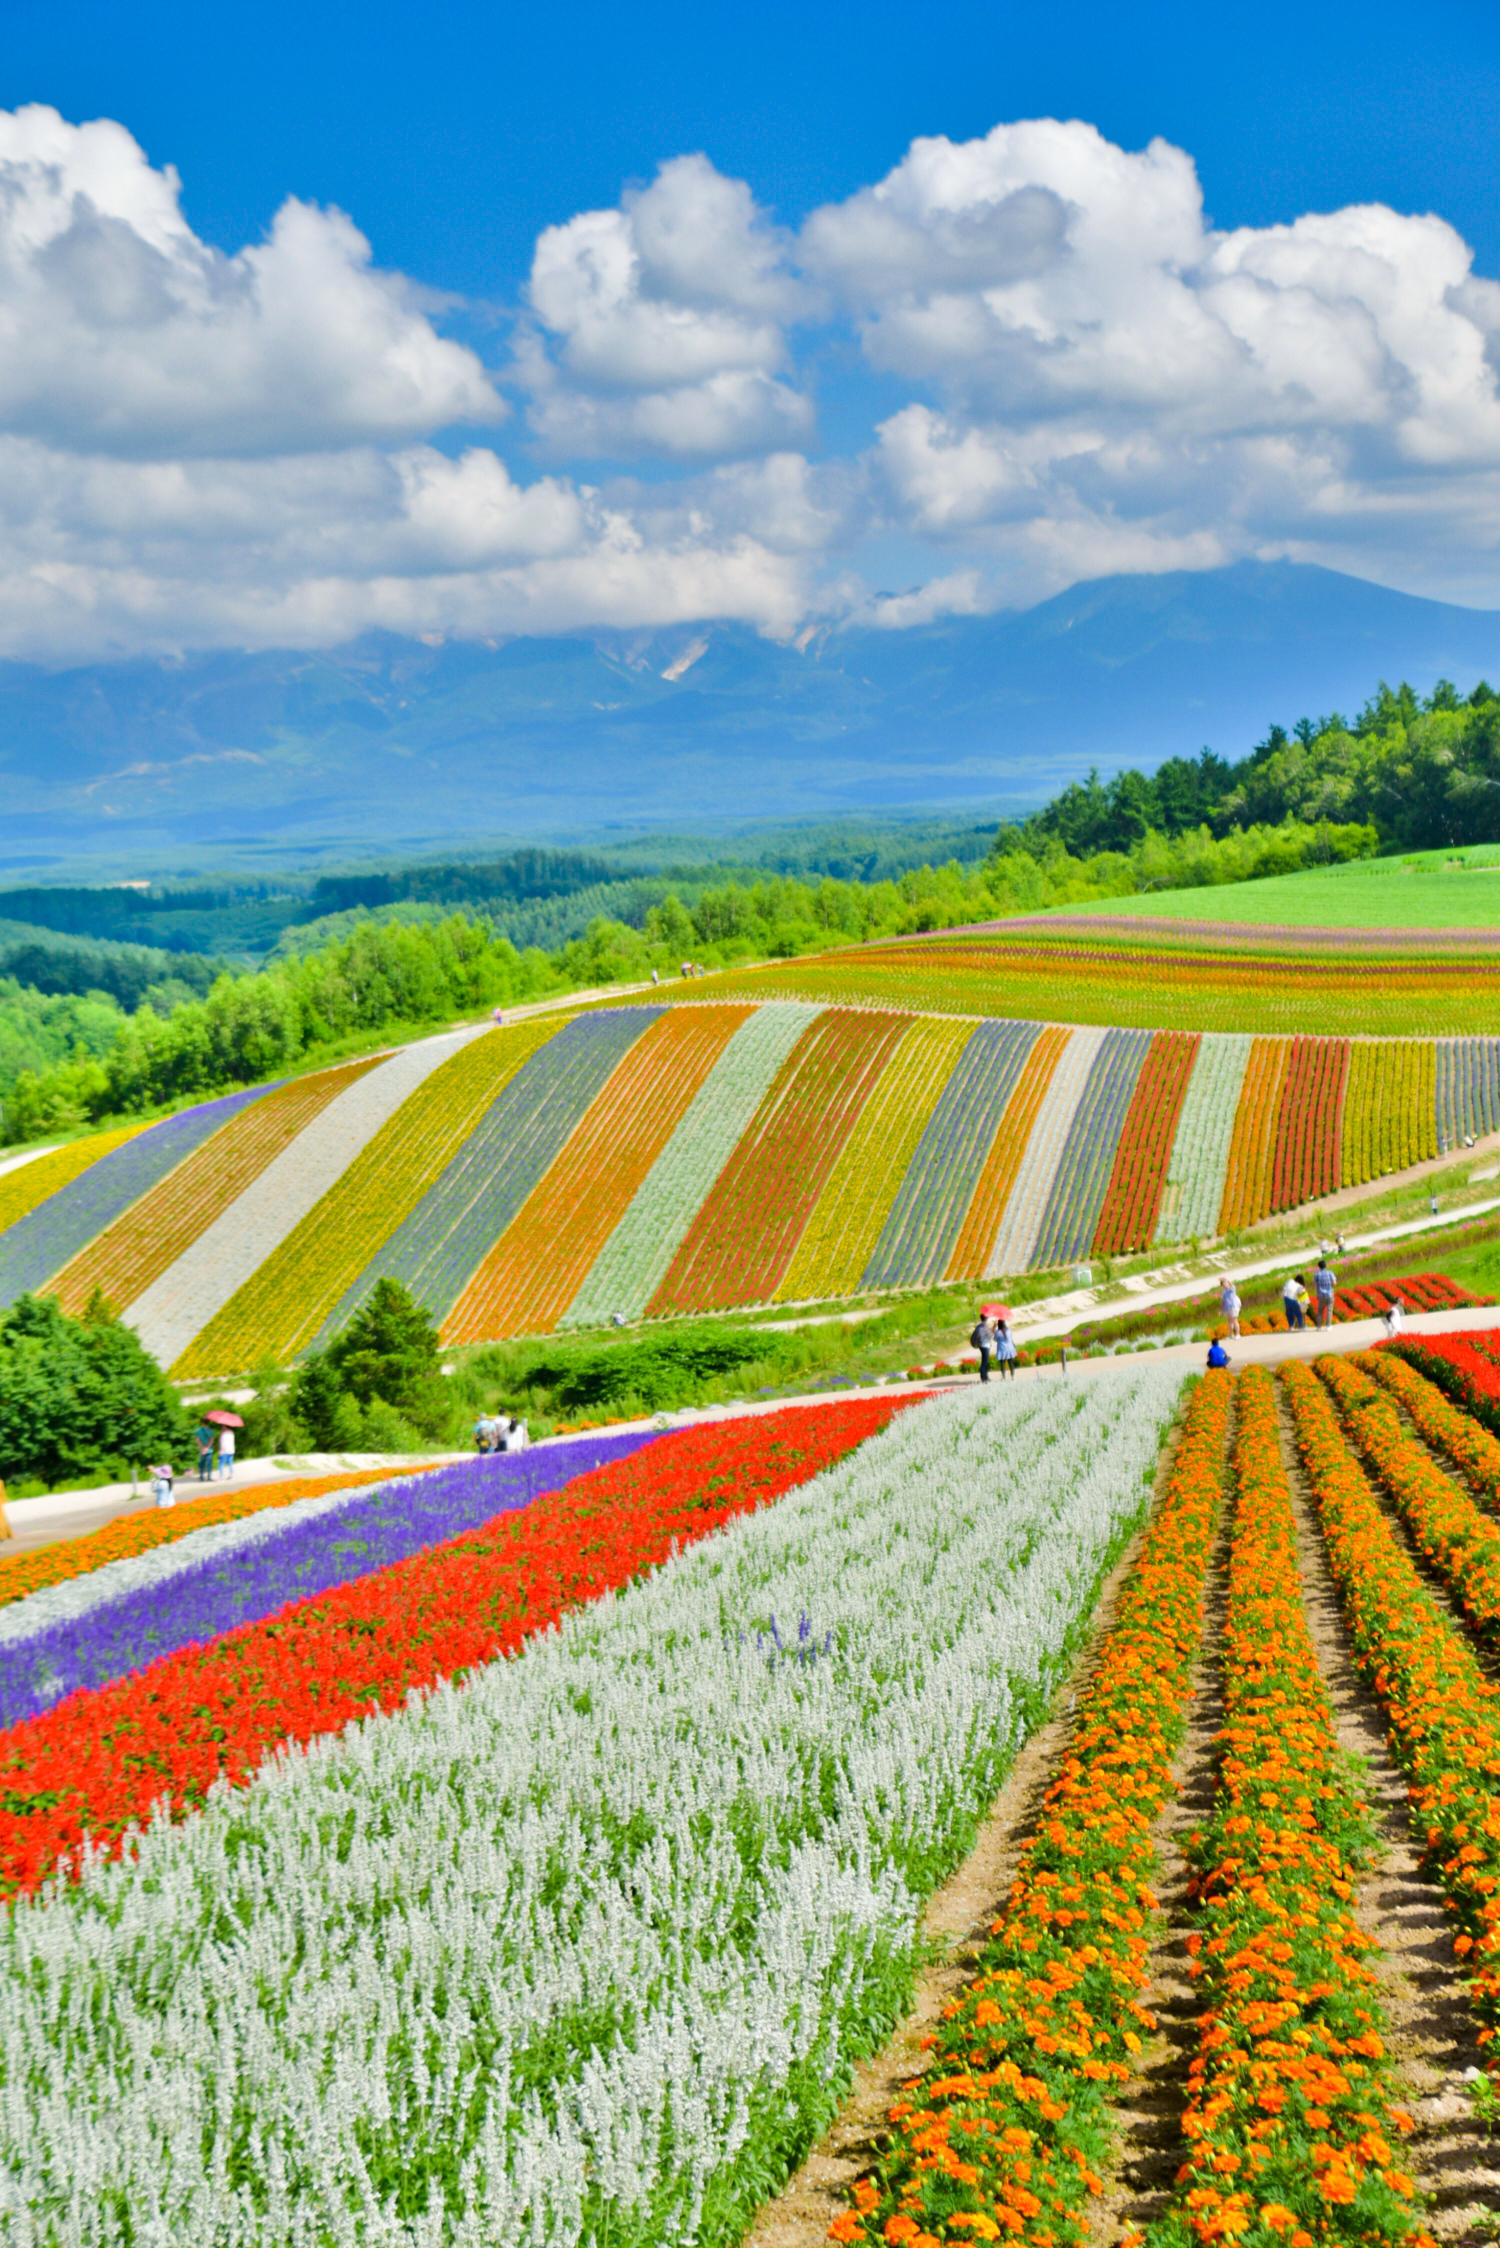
[1153,1032,1253,1244]
[0,1365,1183,2247]
[561,1001,816,1326]
[987,1022,1107,1275]
[127,1025,485,1372]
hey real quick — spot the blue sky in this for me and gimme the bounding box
[0,0,1496,659]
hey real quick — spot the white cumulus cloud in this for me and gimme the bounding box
[2,105,1500,659]
[517,153,815,457]
[0,105,500,455]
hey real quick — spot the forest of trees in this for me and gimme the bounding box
[1013,676,1500,857]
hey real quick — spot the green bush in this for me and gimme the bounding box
[0,1290,192,1488]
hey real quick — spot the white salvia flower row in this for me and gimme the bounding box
[1154,1032,1253,1244]
[987,1025,1107,1275]
[0,1365,1185,2248]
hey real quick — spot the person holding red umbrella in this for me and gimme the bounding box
[204,1409,243,1480]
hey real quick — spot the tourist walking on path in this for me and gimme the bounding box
[971,1312,997,1383]
[1314,1256,1337,1328]
[994,1320,1018,1380]
[194,1421,215,1480]
[1219,1275,1241,1337]
[216,1424,236,1480]
[1282,1273,1309,1331]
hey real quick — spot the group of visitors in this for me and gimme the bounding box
[474,1411,529,1453]
[1280,1260,1337,1330]
[1218,1256,1339,1338]
[970,1311,1018,1382]
[194,1420,236,1479]
[146,1420,236,1508]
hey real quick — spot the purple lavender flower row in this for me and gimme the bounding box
[0,1427,658,1728]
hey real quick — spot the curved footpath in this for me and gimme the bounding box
[13,1293,1500,1557]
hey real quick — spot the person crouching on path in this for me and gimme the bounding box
[971,1312,997,1383]
[1206,1338,1231,1370]
[994,1320,1018,1379]
[150,1461,176,1508]
[1314,1256,1337,1329]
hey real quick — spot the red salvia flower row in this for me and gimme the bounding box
[1269,1037,1348,1213]
[1389,1335,1500,1439]
[0,1394,919,1900]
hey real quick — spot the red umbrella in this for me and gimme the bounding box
[981,1303,1011,1321]
[203,1410,244,1428]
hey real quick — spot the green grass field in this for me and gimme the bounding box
[1066,845,1500,929]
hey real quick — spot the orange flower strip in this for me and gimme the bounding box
[0,1465,417,1612]
[1363,1346,1500,1505]
[1280,1361,1500,2056]
[1150,1366,1424,2248]
[650,1007,909,1316]
[443,1005,750,1340]
[1316,1354,1500,1648]
[1092,1030,1201,1256]
[1219,1040,1291,1231]
[832,1373,1229,2248]
[47,1058,379,1317]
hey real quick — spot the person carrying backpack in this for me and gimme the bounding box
[970,1312,997,1384]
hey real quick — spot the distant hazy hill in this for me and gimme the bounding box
[6,560,1500,866]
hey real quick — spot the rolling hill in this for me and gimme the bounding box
[5,923,1498,1368]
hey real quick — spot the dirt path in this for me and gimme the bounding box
[1276,1386,1500,2241]
[1087,1522,1227,2243]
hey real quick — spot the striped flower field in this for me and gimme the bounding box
[4,992,1499,1363]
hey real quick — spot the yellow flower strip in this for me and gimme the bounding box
[1315,1354,1500,1651]
[1146,1366,1424,2248]
[0,1465,426,1612]
[181,1019,561,1371]
[1340,1045,1435,1191]
[945,1026,1070,1283]
[1361,1348,1500,1508]
[47,1059,379,1316]
[832,1375,1229,2248]
[780,1014,978,1301]
[0,1123,150,1236]
[1280,1363,1500,2057]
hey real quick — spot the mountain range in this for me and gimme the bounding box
[6,560,1500,870]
